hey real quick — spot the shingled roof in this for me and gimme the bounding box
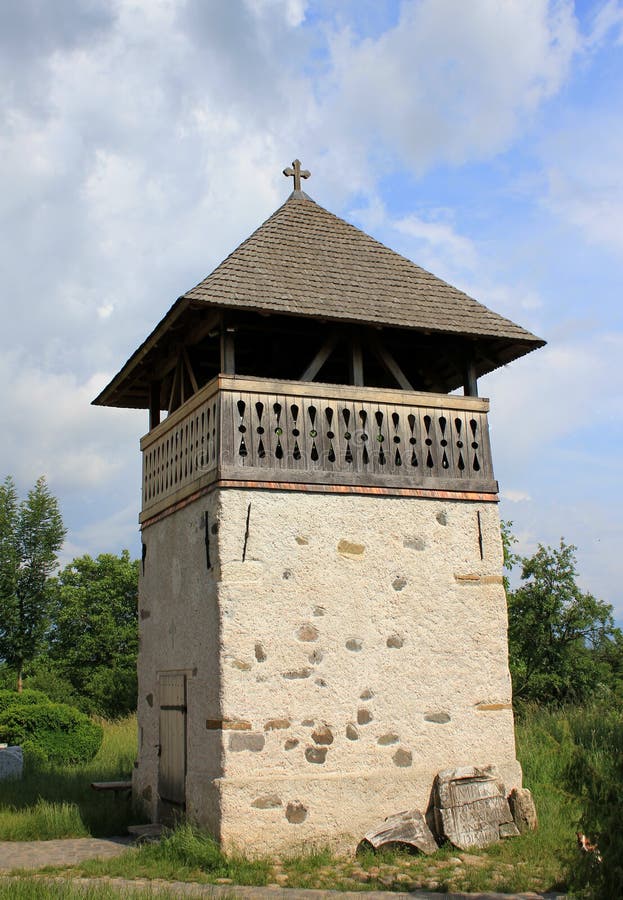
[183,191,541,343]
[94,189,544,409]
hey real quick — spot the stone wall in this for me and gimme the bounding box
[136,487,521,853]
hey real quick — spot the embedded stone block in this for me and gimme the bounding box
[229,733,265,752]
[311,725,334,745]
[393,749,412,767]
[286,802,307,823]
[264,718,291,731]
[252,795,282,809]
[377,733,399,745]
[296,624,319,642]
[424,711,451,724]
[305,746,327,764]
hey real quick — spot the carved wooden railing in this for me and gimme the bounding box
[140,375,496,521]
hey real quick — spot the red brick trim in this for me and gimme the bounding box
[141,480,498,530]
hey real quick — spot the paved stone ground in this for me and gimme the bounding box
[0,837,134,871]
[0,838,567,899]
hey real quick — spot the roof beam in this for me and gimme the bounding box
[300,333,339,381]
[367,333,414,391]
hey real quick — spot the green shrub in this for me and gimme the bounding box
[565,704,623,899]
[23,664,82,709]
[0,701,103,764]
[0,688,49,713]
[21,742,47,771]
[81,664,138,720]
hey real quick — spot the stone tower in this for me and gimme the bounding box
[94,162,544,853]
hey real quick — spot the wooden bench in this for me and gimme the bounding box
[128,823,163,844]
[90,780,132,797]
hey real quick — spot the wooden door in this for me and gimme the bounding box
[158,673,187,810]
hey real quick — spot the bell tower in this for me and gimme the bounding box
[94,162,544,852]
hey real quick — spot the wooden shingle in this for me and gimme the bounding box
[183,191,542,344]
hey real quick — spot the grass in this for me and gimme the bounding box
[0,716,141,840]
[0,705,611,894]
[49,823,272,888]
[39,705,582,894]
[62,829,566,894]
[0,877,218,899]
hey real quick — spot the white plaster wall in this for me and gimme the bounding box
[135,492,222,835]
[136,487,520,852]
[214,489,521,853]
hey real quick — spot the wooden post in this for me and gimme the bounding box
[149,381,161,430]
[463,360,478,397]
[350,333,364,387]
[221,328,236,375]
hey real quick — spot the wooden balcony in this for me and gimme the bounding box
[140,375,497,522]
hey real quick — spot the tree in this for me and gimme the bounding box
[500,519,519,592]
[0,476,65,692]
[507,538,622,705]
[47,551,139,717]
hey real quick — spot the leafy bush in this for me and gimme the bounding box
[80,665,138,720]
[47,551,139,718]
[507,539,622,706]
[22,662,82,708]
[0,662,80,709]
[0,700,103,764]
[565,704,623,899]
[0,689,49,713]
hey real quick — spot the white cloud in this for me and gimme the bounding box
[0,0,619,616]
[0,353,142,492]
[393,214,479,271]
[324,0,580,172]
[541,114,623,252]
[502,490,532,503]
[486,333,623,462]
[62,502,141,563]
[246,0,308,27]
[587,0,623,46]
[97,303,114,319]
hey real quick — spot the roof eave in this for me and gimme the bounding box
[184,293,545,347]
[92,296,190,408]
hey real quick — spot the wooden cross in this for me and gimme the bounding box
[283,159,310,192]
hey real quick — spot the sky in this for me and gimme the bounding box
[1,0,622,617]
